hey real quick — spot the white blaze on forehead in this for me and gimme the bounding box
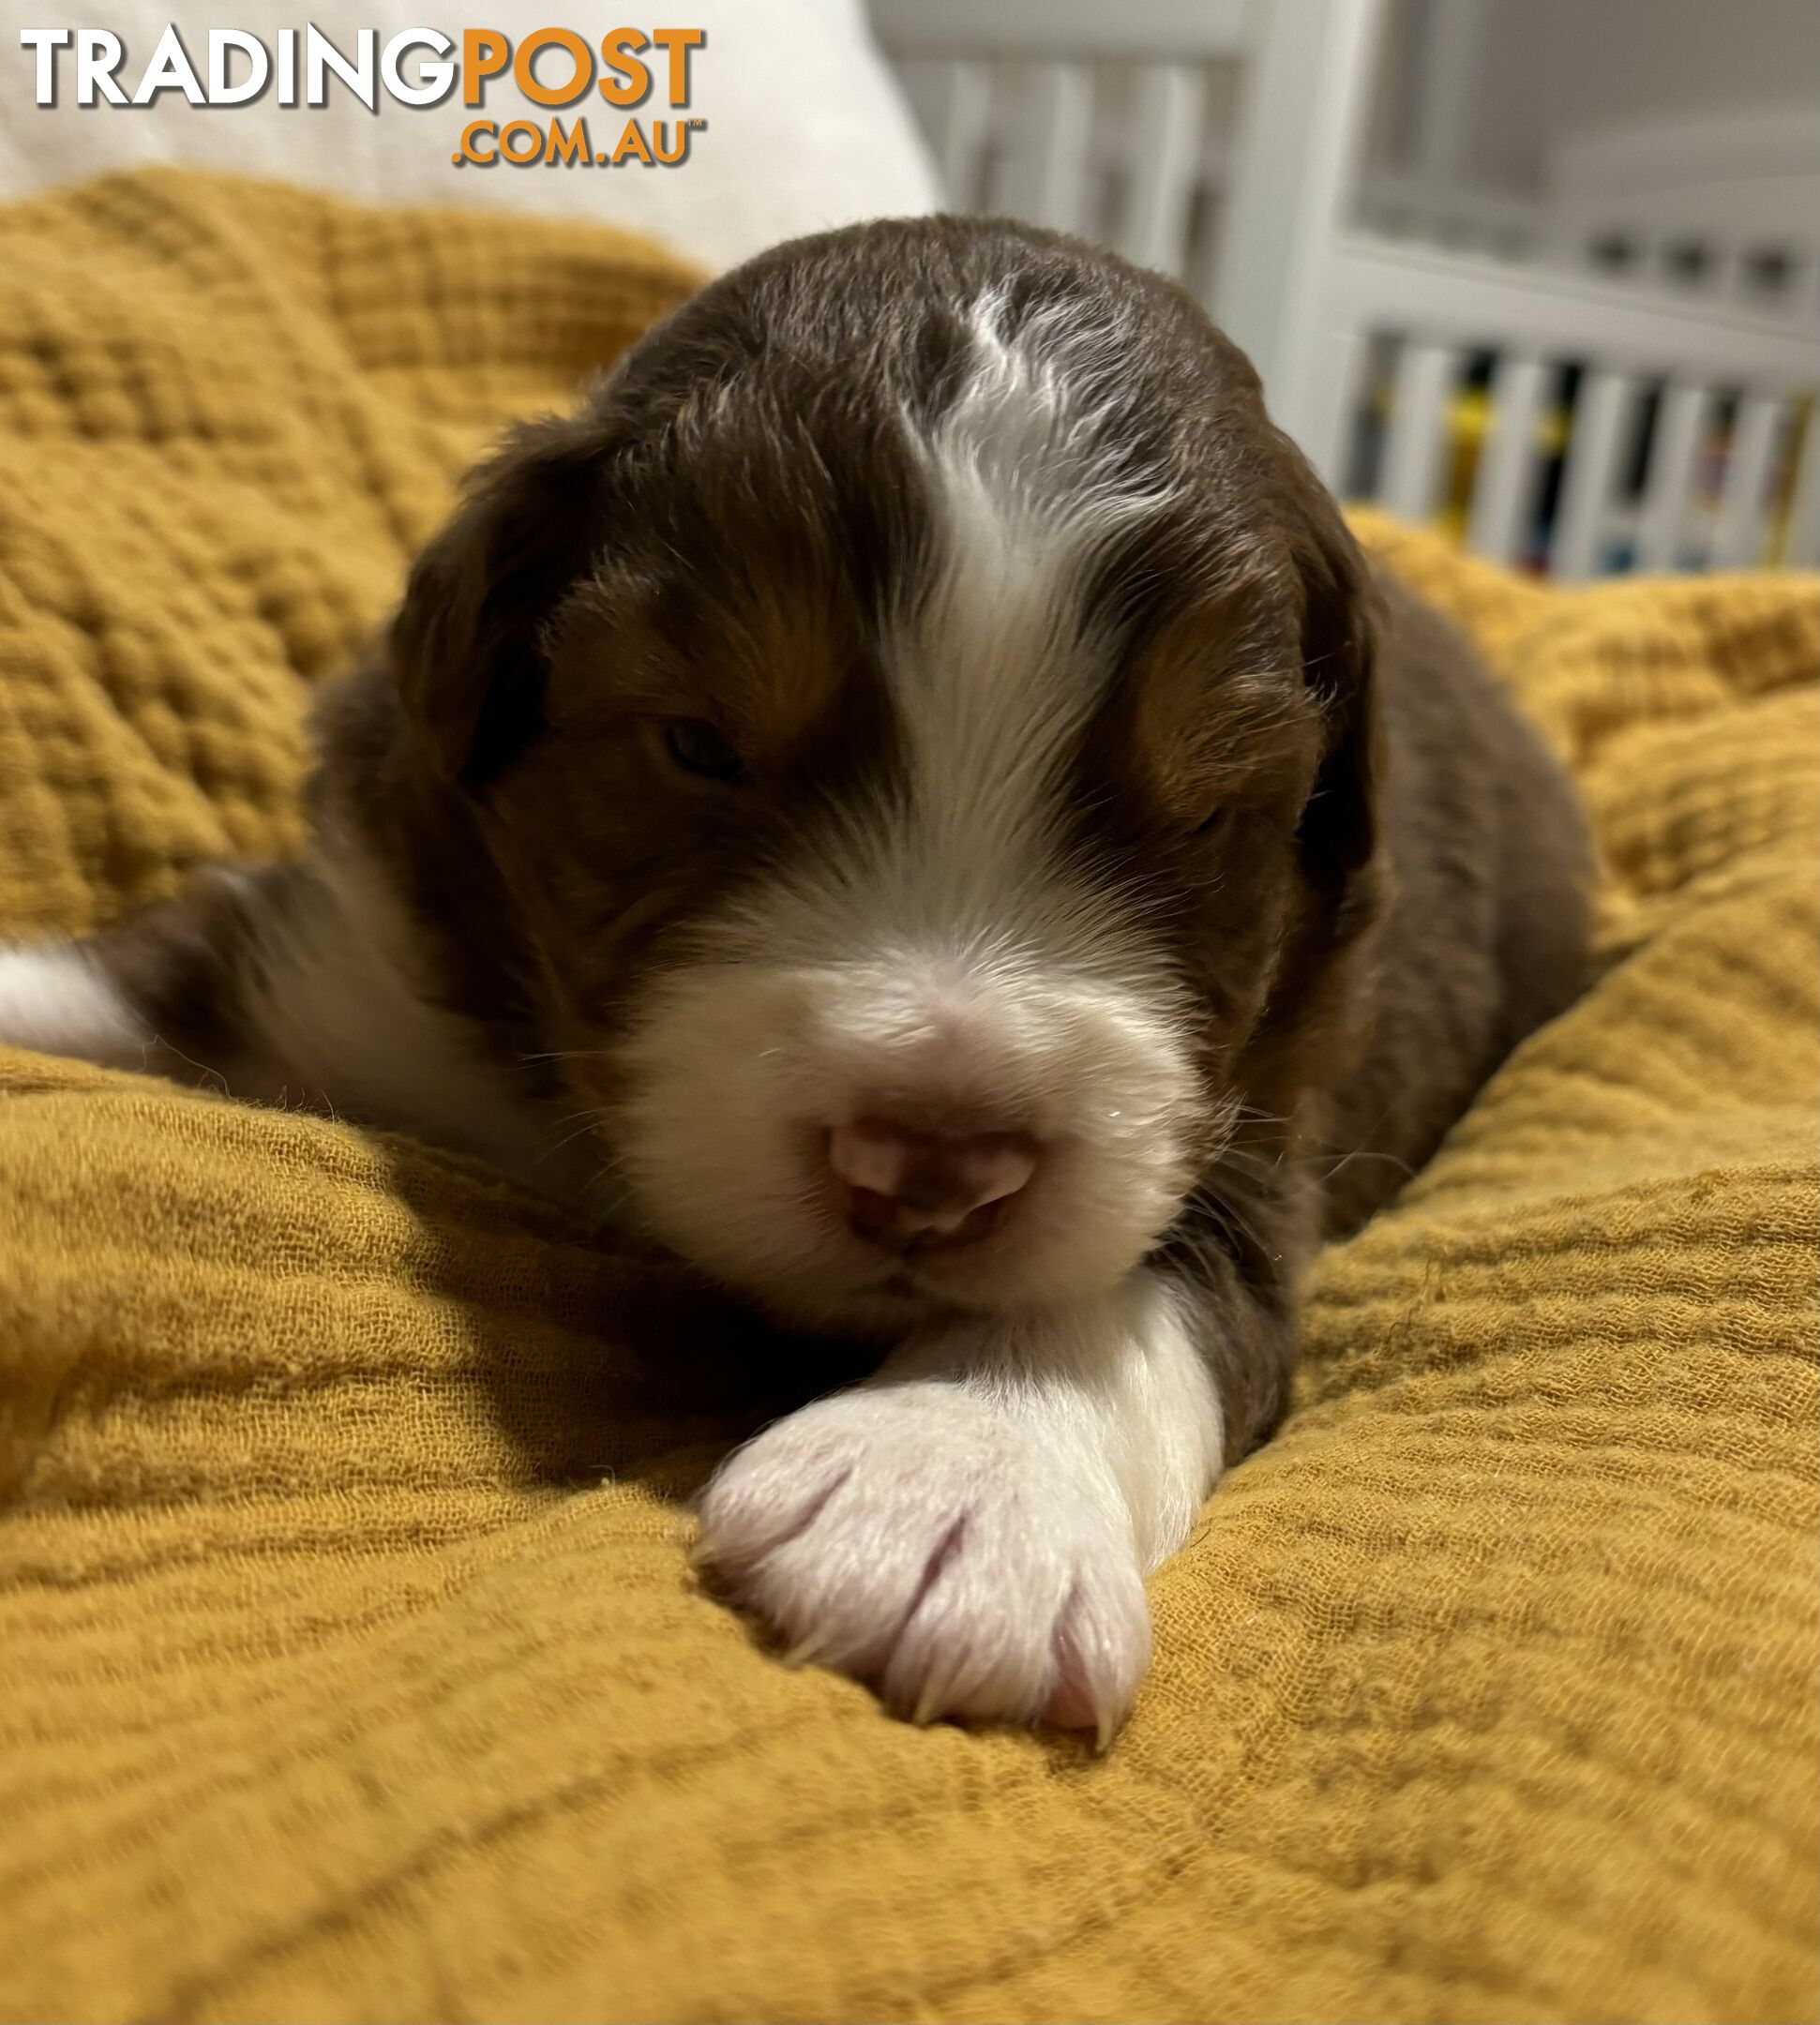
[885,288,1175,916]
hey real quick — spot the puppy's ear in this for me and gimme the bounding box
[389,410,612,790]
[1291,490,1384,939]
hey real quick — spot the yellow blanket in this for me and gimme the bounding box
[2,172,1815,2025]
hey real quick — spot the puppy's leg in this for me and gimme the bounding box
[697,1261,1283,1740]
[0,855,594,1196]
[0,869,273,1088]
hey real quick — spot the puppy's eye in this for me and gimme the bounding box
[663,717,745,783]
[1192,805,1226,838]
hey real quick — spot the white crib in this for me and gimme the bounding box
[869,0,1820,578]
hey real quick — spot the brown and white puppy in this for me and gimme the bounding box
[0,218,1591,1739]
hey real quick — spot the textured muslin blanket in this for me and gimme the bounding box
[1,171,1815,2024]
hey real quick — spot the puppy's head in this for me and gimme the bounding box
[388,219,1381,1334]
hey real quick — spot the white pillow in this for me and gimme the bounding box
[0,0,940,272]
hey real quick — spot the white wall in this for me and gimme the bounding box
[1386,0,1820,192]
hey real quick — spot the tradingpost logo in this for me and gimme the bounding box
[17,24,708,169]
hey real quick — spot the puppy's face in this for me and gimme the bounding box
[389,220,1378,1335]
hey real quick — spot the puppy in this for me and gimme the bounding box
[0,218,1590,1739]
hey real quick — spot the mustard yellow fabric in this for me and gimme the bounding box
[1,171,1815,2025]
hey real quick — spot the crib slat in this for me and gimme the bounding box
[1000,63,1094,233]
[1296,326,1370,496]
[1705,245,1750,306]
[1635,383,1711,571]
[1796,258,1820,329]
[1709,394,1786,569]
[1379,341,1457,525]
[1116,64,1205,274]
[927,59,992,212]
[1553,371,1636,579]
[1783,405,1820,569]
[1467,353,1549,565]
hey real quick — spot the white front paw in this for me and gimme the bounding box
[697,1382,1151,1741]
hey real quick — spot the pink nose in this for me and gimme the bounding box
[827,1117,1040,1252]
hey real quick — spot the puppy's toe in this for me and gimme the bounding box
[1044,1571,1153,1748]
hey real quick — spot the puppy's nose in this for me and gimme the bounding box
[828,1117,1040,1251]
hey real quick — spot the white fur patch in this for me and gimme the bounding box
[697,1269,1224,1739]
[617,948,1197,1332]
[0,944,150,1068]
[883,287,1176,952]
